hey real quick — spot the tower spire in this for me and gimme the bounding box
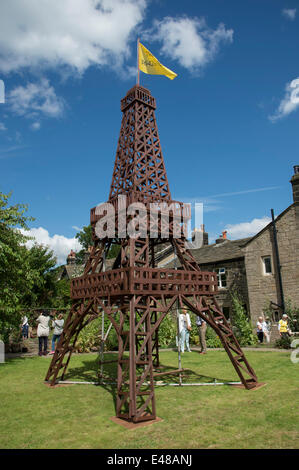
[109,85,171,202]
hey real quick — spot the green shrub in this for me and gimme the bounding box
[158,312,177,347]
[275,334,291,349]
[284,299,299,333]
[76,317,101,353]
[231,293,257,346]
[205,326,223,348]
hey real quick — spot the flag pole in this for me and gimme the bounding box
[137,37,140,86]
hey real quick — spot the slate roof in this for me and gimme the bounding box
[58,258,116,280]
[157,237,253,268]
[191,237,253,265]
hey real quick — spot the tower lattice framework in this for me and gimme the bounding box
[46,85,260,423]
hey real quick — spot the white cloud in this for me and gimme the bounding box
[149,16,233,71]
[224,217,271,239]
[282,8,297,20]
[23,227,82,265]
[8,78,65,120]
[0,145,26,159]
[269,77,299,121]
[30,121,41,131]
[0,0,147,74]
[0,122,7,131]
[72,225,82,232]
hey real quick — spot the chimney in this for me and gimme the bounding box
[215,231,229,244]
[192,225,209,246]
[67,249,76,265]
[290,165,299,203]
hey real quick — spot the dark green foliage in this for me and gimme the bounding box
[205,326,223,348]
[158,312,177,347]
[0,192,61,343]
[275,335,291,349]
[75,225,93,250]
[107,243,121,260]
[22,243,57,307]
[75,224,93,264]
[284,299,299,334]
[0,192,34,342]
[74,225,120,263]
[231,293,257,346]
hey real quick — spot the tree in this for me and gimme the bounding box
[107,243,120,260]
[75,225,93,264]
[51,278,71,310]
[74,225,120,263]
[22,243,57,308]
[0,192,60,343]
[0,192,34,342]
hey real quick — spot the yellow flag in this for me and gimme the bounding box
[138,42,177,80]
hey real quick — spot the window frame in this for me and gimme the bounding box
[262,256,273,275]
[216,267,227,289]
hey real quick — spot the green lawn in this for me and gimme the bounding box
[0,349,298,449]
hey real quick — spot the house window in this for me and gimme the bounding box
[262,256,272,275]
[216,268,227,288]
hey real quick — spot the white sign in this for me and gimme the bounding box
[0,340,4,363]
[291,339,299,364]
[0,80,4,104]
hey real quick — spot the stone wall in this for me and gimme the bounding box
[198,258,249,319]
[244,204,299,323]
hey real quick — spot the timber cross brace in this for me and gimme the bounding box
[45,85,260,423]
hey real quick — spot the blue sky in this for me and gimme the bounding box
[1,0,298,264]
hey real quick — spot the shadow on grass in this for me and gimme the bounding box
[62,352,237,415]
[4,355,34,364]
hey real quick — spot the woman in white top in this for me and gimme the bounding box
[50,313,64,354]
[179,310,192,353]
[36,311,50,356]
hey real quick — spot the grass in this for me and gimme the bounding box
[0,349,298,449]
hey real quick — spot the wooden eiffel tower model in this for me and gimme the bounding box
[46,85,260,423]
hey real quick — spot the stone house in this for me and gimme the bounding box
[243,166,299,323]
[156,166,299,327]
[61,167,298,330]
[156,231,252,321]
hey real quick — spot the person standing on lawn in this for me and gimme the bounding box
[256,316,264,343]
[278,314,291,340]
[179,310,192,353]
[263,316,271,343]
[196,315,207,354]
[21,315,29,339]
[50,313,64,354]
[36,311,50,356]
